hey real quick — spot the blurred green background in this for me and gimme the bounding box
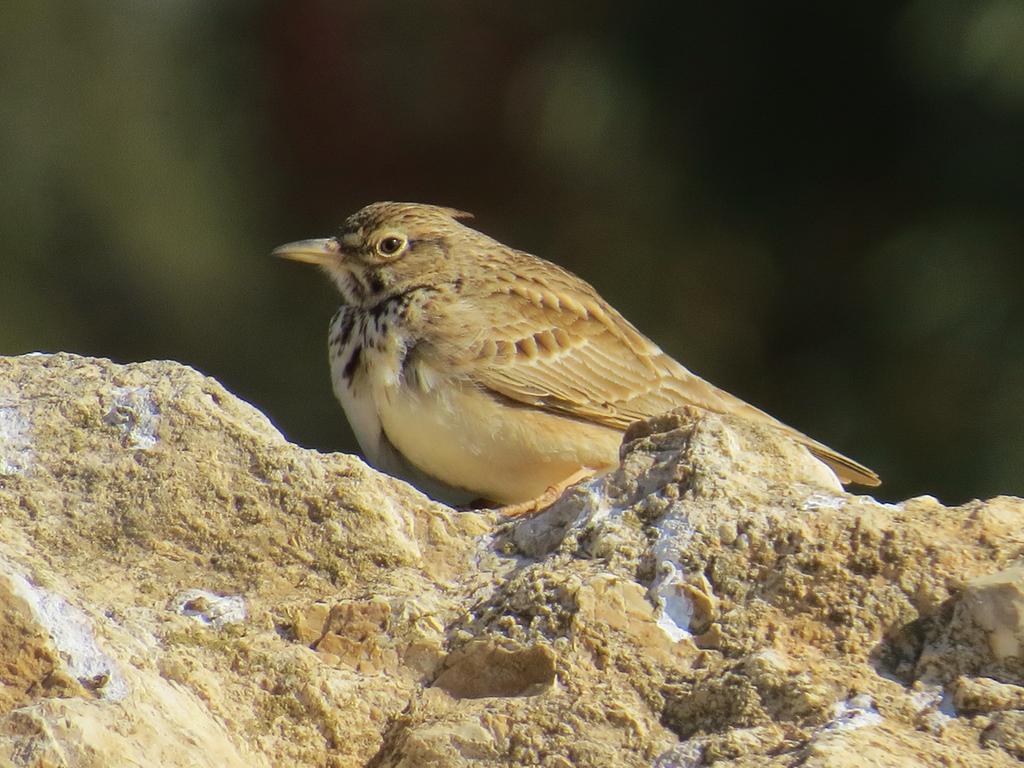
[3,2,1023,504]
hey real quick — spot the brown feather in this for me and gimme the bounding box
[428,241,880,487]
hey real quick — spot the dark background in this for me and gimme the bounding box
[3,2,1023,504]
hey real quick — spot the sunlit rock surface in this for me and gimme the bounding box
[1,354,1021,767]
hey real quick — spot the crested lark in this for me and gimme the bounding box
[275,202,879,509]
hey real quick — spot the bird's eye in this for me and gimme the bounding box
[376,235,406,257]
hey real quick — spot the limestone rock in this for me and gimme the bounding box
[962,564,1024,660]
[0,354,491,768]
[1,353,1022,766]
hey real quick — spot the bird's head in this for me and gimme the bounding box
[273,202,475,308]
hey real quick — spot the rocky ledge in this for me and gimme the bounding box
[0,353,1022,767]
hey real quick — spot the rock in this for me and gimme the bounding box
[981,711,1024,759]
[1,353,1023,766]
[433,638,556,699]
[0,354,491,768]
[953,676,1024,715]
[962,564,1024,660]
[917,554,1024,691]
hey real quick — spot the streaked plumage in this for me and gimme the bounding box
[275,202,879,506]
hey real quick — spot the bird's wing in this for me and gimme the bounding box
[428,256,879,487]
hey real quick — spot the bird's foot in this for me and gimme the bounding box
[497,469,593,518]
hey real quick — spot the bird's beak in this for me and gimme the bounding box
[272,238,340,266]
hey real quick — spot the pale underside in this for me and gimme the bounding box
[330,315,621,505]
[330,242,878,505]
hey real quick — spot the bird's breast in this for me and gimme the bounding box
[328,306,400,466]
[329,304,621,504]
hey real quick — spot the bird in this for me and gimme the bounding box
[274,202,879,512]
